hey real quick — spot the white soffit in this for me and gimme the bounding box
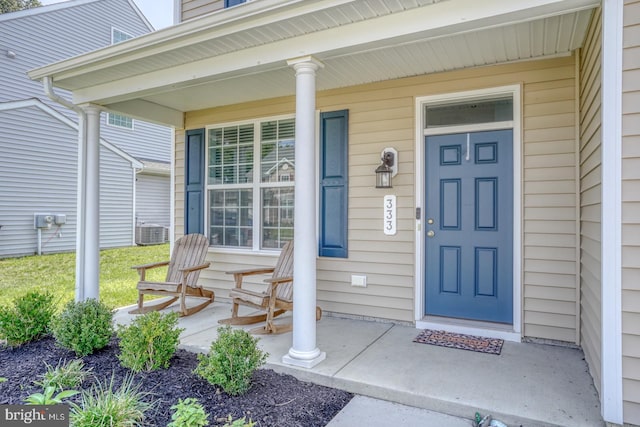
[30,0,599,121]
[138,9,594,112]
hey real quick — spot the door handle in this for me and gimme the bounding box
[427,230,435,238]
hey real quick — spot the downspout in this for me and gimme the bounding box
[133,166,142,245]
[43,76,87,302]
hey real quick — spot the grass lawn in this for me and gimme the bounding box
[0,244,170,310]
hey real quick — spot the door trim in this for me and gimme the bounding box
[414,85,522,342]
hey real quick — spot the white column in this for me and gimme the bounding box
[75,111,87,301]
[601,0,623,423]
[282,56,326,369]
[82,105,101,300]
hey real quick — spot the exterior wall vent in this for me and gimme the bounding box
[135,225,168,245]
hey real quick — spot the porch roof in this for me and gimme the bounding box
[28,0,599,127]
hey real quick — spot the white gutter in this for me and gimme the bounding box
[132,165,141,245]
[43,77,86,302]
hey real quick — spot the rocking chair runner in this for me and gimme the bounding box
[219,240,322,334]
[130,233,214,317]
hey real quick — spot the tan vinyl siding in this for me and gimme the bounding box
[174,129,186,239]
[180,0,223,22]
[622,1,640,423]
[579,7,603,397]
[178,56,579,334]
[521,60,579,343]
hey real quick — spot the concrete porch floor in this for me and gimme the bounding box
[114,301,604,427]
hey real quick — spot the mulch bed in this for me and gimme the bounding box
[0,337,353,426]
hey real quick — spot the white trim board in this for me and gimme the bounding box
[414,84,522,343]
[600,0,623,423]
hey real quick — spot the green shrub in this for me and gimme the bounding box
[0,290,55,346]
[117,311,184,372]
[69,374,155,427]
[24,386,79,405]
[220,415,255,427]
[168,397,209,427]
[51,299,114,356]
[35,359,90,391]
[194,326,267,396]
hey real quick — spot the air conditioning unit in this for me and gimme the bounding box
[135,225,168,246]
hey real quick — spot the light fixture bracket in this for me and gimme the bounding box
[375,147,398,189]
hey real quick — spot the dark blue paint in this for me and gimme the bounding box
[225,0,246,7]
[319,110,348,258]
[185,129,205,235]
[425,130,513,324]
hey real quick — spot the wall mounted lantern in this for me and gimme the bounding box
[375,148,398,188]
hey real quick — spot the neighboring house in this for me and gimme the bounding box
[27,0,640,424]
[0,0,171,258]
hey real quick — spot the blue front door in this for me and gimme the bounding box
[425,130,513,324]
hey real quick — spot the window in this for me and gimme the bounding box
[425,96,513,128]
[107,113,133,129]
[112,28,133,44]
[207,117,295,250]
[225,0,246,7]
[107,30,135,129]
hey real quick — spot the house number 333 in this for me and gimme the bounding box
[383,195,396,236]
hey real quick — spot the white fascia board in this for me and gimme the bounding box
[28,0,350,81]
[105,100,183,128]
[0,98,142,168]
[70,0,599,106]
[29,0,598,85]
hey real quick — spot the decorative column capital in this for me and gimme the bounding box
[287,56,324,74]
[80,104,102,116]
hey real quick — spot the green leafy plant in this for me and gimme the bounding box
[0,290,55,346]
[51,299,114,356]
[117,311,184,372]
[220,415,255,427]
[24,386,78,405]
[0,377,7,383]
[69,374,155,427]
[168,397,209,427]
[35,359,90,391]
[194,326,267,396]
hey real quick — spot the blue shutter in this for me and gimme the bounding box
[225,0,245,7]
[185,129,205,235]
[319,110,348,258]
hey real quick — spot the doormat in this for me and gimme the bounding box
[413,329,504,355]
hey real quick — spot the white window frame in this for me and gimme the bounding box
[414,84,522,342]
[106,112,134,130]
[205,114,295,254]
[111,27,133,44]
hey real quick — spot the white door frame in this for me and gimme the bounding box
[414,85,522,342]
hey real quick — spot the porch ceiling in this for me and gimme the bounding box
[29,0,598,127]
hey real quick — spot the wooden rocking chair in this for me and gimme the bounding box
[218,240,321,334]
[129,233,214,317]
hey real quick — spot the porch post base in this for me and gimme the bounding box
[282,349,326,369]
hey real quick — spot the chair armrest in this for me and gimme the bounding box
[227,267,276,290]
[179,262,211,274]
[263,276,293,299]
[226,267,275,276]
[264,276,293,285]
[131,261,170,271]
